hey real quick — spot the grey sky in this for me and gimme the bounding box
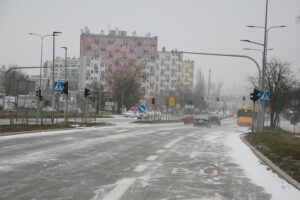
[0,0,299,94]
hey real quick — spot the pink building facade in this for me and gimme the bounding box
[79,27,158,90]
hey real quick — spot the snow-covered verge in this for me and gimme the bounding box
[225,126,300,200]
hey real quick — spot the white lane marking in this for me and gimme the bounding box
[133,164,148,172]
[171,167,191,174]
[146,155,157,161]
[157,131,171,135]
[114,129,127,133]
[190,151,197,159]
[102,178,136,200]
[156,149,165,154]
[187,133,195,137]
[164,136,184,149]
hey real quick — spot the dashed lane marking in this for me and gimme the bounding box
[190,151,197,159]
[164,136,184,149]
[114,130,127,133]
[146,155,157,161]
[102,178,136,200]
[156,149,165,154]
[133,164,148,172]
[157,131,171,135]
[187,133,195,137]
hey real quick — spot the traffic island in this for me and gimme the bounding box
[242,127,300,190]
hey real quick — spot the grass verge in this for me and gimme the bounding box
[245,127,300,183]
[0,124,73,134]
[0,122,112,134]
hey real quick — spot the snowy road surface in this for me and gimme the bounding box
[0,118,299,199]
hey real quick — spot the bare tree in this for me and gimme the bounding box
[193,69,206,110]
[247,58,296,127]
[2,66,29,96]
[106,61,146,113]
[264,58,296,127]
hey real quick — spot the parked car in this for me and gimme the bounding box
[210,116,221,126]
[122,111,136,118]
[194,117,211,128]
[42,107,54,112]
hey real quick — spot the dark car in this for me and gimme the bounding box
[210,116,221,126]
[194,118,211,128]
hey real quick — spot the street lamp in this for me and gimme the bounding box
[28,33,52,89]
[28,32,52,124]
[60,46,68,123]
[246,0,286,132]
[52,31,62,124]
[243,48,273,53]
[240,39,264,46]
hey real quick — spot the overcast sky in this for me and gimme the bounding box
[0,0,299,95]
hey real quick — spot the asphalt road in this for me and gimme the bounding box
[0,117,292,199]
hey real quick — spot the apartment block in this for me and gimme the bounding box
[79,27,158,89]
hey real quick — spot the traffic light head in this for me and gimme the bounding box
[84,88,91,97]
[63,81,68,95]
[36,89,43,101]
[152,98,155,105]
[216,97,219,102]
[250,88,260,102]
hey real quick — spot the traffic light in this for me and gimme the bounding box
[152,98,155,105]
[84,88,91,97]
[250,88,260,102]
[216,97,219,102]
[63,81,68,95]
[36,89,43,101]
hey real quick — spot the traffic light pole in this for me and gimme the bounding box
[252,101,255,133]
[85,96,88,124]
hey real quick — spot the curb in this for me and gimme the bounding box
[240,133,300,190]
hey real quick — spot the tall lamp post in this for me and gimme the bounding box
[61,46,68,123]
[51,31,62,124]
[28,33,52,124]
[28,33,52,89]
[245,1,286,132]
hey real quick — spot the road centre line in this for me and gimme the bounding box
[156,149,165,154]
[146,155,157,161]
[164,136,184,149]
[102,178,136,200]
[133,164,148,172]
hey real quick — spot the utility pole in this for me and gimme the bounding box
[61,47,68,124]
[52,31,62,124]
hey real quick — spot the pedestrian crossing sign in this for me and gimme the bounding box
[259,90,271,101]
[53,82,64,92]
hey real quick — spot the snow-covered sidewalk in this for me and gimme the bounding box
[279,117,300,134]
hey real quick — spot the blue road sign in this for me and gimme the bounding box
[53,82,64,92]
[259,90,271,101]
[138,104,146,113]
